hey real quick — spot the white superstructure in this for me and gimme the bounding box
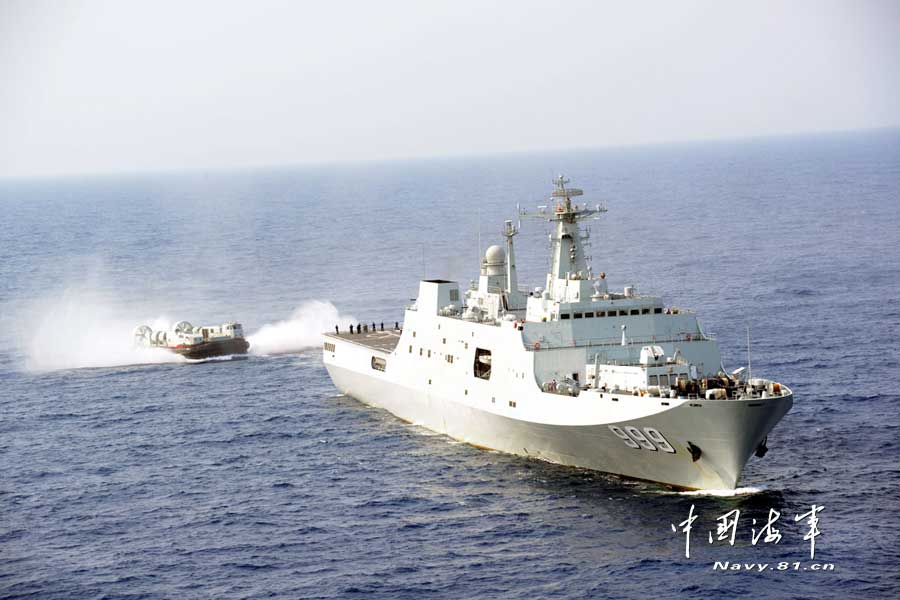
[323,176,792,490]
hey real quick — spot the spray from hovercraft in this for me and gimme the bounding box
[23,289,183,372]
[22,287,355,370]
[248,300,356,355]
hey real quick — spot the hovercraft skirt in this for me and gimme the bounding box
[171,338,250,360]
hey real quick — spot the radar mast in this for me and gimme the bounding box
[519,175,606,301]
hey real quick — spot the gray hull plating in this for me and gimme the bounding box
[326,363,792,489]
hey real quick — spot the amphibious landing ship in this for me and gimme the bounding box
[322,177,792,490]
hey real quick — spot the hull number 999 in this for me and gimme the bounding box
[608,425,676,453]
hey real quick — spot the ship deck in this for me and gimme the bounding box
[325,329,402,353]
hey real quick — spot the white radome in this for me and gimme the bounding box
[484,244,505,265]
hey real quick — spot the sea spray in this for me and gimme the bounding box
[677,486,766,497]
[23,289,184,372]
[248,300,356,355]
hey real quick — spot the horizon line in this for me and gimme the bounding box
[2,124,898,184]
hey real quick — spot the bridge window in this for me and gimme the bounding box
[574,312,583,319]
[654,307,663,314]
[630,309,640,315]
[642,308,650,314]
[560,313,571,320]
[584,312,594,318]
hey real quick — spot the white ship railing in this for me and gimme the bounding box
[526,333,714,351]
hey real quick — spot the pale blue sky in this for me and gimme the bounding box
[1,0,899,178]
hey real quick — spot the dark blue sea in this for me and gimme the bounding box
[2,130,899,599]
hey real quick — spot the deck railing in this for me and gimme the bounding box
[526,332,713,351]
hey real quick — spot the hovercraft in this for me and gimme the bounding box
[133,320,249,359]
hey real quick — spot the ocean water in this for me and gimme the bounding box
[1,129,899,598]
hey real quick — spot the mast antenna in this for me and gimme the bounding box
[477,208,482,269]
[747,324,752,381]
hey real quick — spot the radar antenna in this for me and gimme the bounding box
[518,174,606,223]
[550,175,583,213]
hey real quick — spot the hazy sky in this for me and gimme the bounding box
[1,0,899,179]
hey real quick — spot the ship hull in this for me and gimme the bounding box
[170,338,249,360]
[325,362,792,490]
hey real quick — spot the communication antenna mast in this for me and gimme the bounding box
[477,208,482,269]
[747,324,752,381]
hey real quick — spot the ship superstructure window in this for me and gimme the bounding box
[649,375,658,386]
[619,310,628,316]
[642,308,650,314]
[574,312,583,319]
[630,309,639,315]
[597,311,606,317]
[409,345,413,353]
[371,356,387,372]
[584,312,594,318]
[659,375,669,386]
[427,350,431,358]
[654,307,663,314]
[560,313,571,320]
[449,289,459,301]
[474,348,492,380]
[324,342,336,352]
